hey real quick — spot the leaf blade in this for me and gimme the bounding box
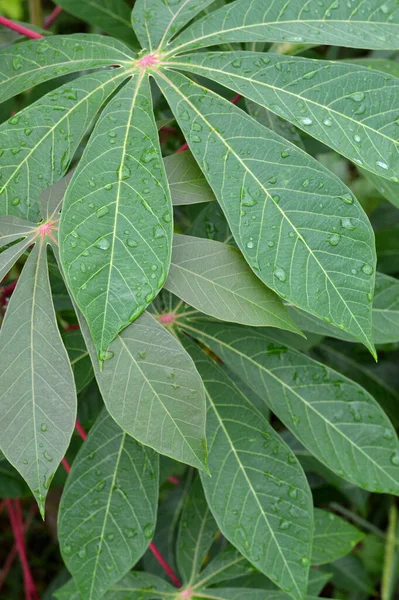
[311,509,364,565]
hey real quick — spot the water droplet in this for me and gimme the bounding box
[323,118,333,127]
[144,523,154,539]
[281,150,290,159]
[362,263,374,275]
[274,266,286,282]
[390,452,399,466]
[353,134,361,143]
[153,225,165,239]
[99,350,114,361]
[96,206,109,218]
[125,527,137,538]
[383,428,393,440]
[340,217,356,230]
[78,547,87,559]
[63,543,72,555]
[141,149,158,163]
[301,556,310,566]
[118,163,131,180]
[126,238,138,248]
[339,193,354,204]
[300,117,313,126]
[279,519,290,530]
[376,160,388,170]
[328,233,340,246]
[11,197,20,206]
[349,91,365,102]
[41,423,47,432]
[104,183,113,191]
[12,56,22,71]
[43,451,53,462]
[246,240,254,249]
[96,238,110,251]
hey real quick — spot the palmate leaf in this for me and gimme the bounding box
[155,70,376,357]
[311,509,364,566]
[76,309,208,470]
[287,272,399,345]
[0,215,37,281]
[176,476,218,585]
[164,234,300,331]
[164,151,216,206]
[180,320,399,495]
[56,0,136,46]
[58,409,158,600]
[166,52,399,182]
[60,74,172,357]
[0,242,76,515]
[183,338,313,600]
[0,35,135,104]
[167,0,399,54]
[132,0,216,52]
[0,69,127,221]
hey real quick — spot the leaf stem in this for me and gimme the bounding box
[6,500,39,600]
[44,5,62,28]
[29,0,44,28]
[382,502,398,600]
[149,542,182,587]
[0,16,43,39]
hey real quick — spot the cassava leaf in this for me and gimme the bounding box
[58,409,158,600]
[183,337,313,600]
[164,234,300,331]
[60,74,172,357]
[56,0,136,46]
[155,70,376,357]
[0,35,134,104]
[0,69,127,221]
[287,272,399,345]
[164,151,216,206]
[180,320,399,495]
[312,509,364,565]
[176,476,218,584]
[0,216,37,282]
[194,545,255,588]
[166,52,399,182]
[39,170,75,222]
[362,168,399,209]
[76,309,208,471]
[348,58,399,78]
[55,572,176,599]
[63,329,93,393]
[168,0,399,53]
[132,0,216,52]
[0,242,76,515]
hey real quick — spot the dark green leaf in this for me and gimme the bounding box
[311,509,364,565]
[58,409,159,599]
[155,69,376,356]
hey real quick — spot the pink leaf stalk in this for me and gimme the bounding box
[0,16,43,39]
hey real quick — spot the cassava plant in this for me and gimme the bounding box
[0,0,399,598]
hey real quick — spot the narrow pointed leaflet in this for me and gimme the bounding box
[0,34,135,104]
[165,234,300,331]
[156,70,376,357]
[165,53,399,182]
[58,410,158,600]
[167,0,399,53]
[60,74,173,357]
[76,310,208,471]
[0,69,127,221]
[311,509,364,565]
[0,242,76,515]
[180,321,399,495]
[0,215,37,282]
[132,0,216,52]
[183,338,313,600]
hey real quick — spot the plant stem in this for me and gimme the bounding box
[45,5,62,28]
[6,500,39,600]
[382,502,398,600]
[149,542,182,587]
[0,16,43,39]
[28,0,44,28]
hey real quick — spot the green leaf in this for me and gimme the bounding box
[164,151,216,206]
[0,35,134,104]
[39,171,75,222]
[76,309,208,470]
[347,58,399,78]
[168,0,399,53]
[0,69,126,221]
[287,272,399,345]
[177,476,218,584]
[167,52,399,182]
[64,329,94,393]
[56,1,136,46]
[165,234,300,331]
[328,554,374,594]
[376,225,399,274]
[0,242,76,515]
[58,409,159,600]
[0,215,37,282]
[306,570,331,596]
[311,509,364,565]
[190,202,231,243]
[362,168,399,209]
[132,0,216,52]
[247,100,305,150]
[155,70,376,357]
[60,74,172,356]
[183,338,313,600]
[180,320,399,494]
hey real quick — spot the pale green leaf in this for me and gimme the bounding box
[76,309,208,470]
[164,234,300,331]
[132,0,216,52]
[0,69,127,221]
[168,0,399,53]
[0,35,134,104]
[183,338,313,600]
[164,151,216,206]
[58,409,158,599]
[0,242,76,515]
[166,52,399,182]
[63,329,93,393]
[155,70,376,356]
[60,74,172,357]
[181,320,399,494]
[287,272,399,345]
[312,509,364,565]
[56,0,136,46]
[177,476,218,584]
